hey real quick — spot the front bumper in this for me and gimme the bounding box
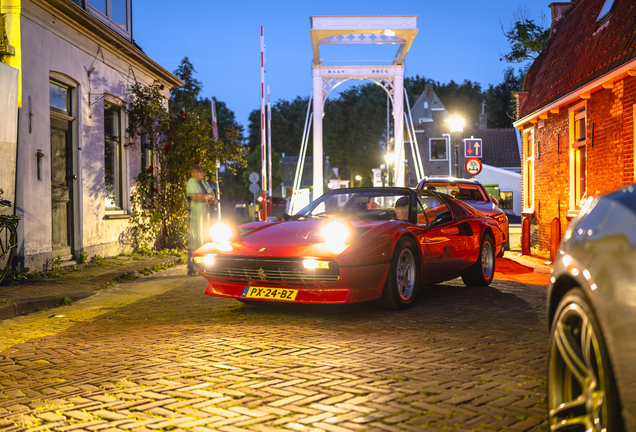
[197,260,391,304]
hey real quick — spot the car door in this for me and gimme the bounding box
[414,192,469,285]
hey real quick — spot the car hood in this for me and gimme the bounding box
[197,219,393,260]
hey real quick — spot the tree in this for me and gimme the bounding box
[500,6,550,66]
[126,81,245,250]
[483,68,524,128]
[169,56,203,113]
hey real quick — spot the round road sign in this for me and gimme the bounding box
[248,183,260,194]
[465,158,482,176]
[248,172,260,183]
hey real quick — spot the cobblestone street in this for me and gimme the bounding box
[0,258,550,431]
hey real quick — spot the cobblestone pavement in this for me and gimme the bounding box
[0,258,550,432]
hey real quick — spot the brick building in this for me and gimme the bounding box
[513,0,636,258]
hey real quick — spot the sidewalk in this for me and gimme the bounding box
[0,254,184,321]
[495,251,552,286]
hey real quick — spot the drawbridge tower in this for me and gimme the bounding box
[310,16,418,196]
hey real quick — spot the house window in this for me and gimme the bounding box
[597,0,615,22]
[104,104,122,209]
[499,191,513,210]
[429,138,448,161]
[523,129,534,211]
[424,101,428,109]
[49,82,68,113]
[569,104,587,209]
[87,0,130,36]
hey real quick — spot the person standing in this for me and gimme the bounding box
[186,165,215,276]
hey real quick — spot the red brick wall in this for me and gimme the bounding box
[521,75,636,253]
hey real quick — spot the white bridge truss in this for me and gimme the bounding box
[304,16,419,198]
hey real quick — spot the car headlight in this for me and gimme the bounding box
[323,221,348,246]
[193,254,216,265]
[210,222,232,244]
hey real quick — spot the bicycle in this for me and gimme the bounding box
[0,188,20,284]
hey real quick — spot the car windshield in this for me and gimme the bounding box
[295,190,409,221]
[421,183,488,203]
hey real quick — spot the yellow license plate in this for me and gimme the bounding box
[241,286,298,301]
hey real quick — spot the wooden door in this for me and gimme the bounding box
[50,117,72,257]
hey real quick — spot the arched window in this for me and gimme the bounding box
[424,101,429,109]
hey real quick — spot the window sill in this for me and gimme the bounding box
[522,209,534,215]
[105,212,131,220]
[567,210,580,219]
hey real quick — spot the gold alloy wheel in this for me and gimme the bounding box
[548,300,608,431]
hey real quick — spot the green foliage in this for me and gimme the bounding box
[500,6,549,65]
[51,256,62,271]
[60,297,74,306]
[78,251,88,264]
[169,56,203,113]
[127,80,246,251]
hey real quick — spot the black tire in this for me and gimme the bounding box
[0,219,18,284]
[548,288,624,431]
[378,239,419,311]
[462,233,495,287]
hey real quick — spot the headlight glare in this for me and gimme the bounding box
[203,255,215,265]
[323,221,348,246]
[210,222,232,244]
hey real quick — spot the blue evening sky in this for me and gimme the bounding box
[132,0,549,130]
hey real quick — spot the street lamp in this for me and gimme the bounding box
[448,116,465,178]
[355,174,362,187]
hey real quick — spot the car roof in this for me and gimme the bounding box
[417,177,484,188]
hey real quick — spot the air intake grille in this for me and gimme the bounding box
[202,257,340,282]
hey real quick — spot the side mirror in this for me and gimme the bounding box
[430,211,453,228]
[492,196,499,206]
[282,213,291,221]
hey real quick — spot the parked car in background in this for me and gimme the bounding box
[547,184,635,430]
[194,187,504,310]
[417,177,509,256]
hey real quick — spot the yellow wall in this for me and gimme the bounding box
[1,0,21,106]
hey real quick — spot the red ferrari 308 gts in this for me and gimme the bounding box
[193,187,503,310]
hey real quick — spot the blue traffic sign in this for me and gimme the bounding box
[464,139,482,158]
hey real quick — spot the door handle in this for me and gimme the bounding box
[441,226,460,235]
[66,175,77,181]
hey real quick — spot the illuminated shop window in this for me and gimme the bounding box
[523,129,534,211]
[569,104,587,210]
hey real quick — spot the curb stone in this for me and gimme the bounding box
[0,256,182,322]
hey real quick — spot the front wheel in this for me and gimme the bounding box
[548,288,623,431]
[378,240,418,310]
[462,233,495,287]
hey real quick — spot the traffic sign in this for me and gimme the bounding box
[464,139,482,158]
[249,172,259,183]
[249,183,260,194]
[465,158,482,176]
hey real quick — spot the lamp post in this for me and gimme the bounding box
[385,153,395,186]
[355,175,362,187]
[448,116,465,178]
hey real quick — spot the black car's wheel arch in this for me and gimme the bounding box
[548,274,580,324]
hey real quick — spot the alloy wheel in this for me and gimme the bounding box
[481,240,494,280]
[396,248,416,301]
[548,302,608,431]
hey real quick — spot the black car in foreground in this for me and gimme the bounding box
[547,184,636,431]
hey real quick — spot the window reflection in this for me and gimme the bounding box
[112,0,128,30]
[89,0,107,15]
[49,82,68,112]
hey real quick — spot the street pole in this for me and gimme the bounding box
[267,86,272,216]
[260,26,268,219]
[454,137,459,178]
[211,99,221,220]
